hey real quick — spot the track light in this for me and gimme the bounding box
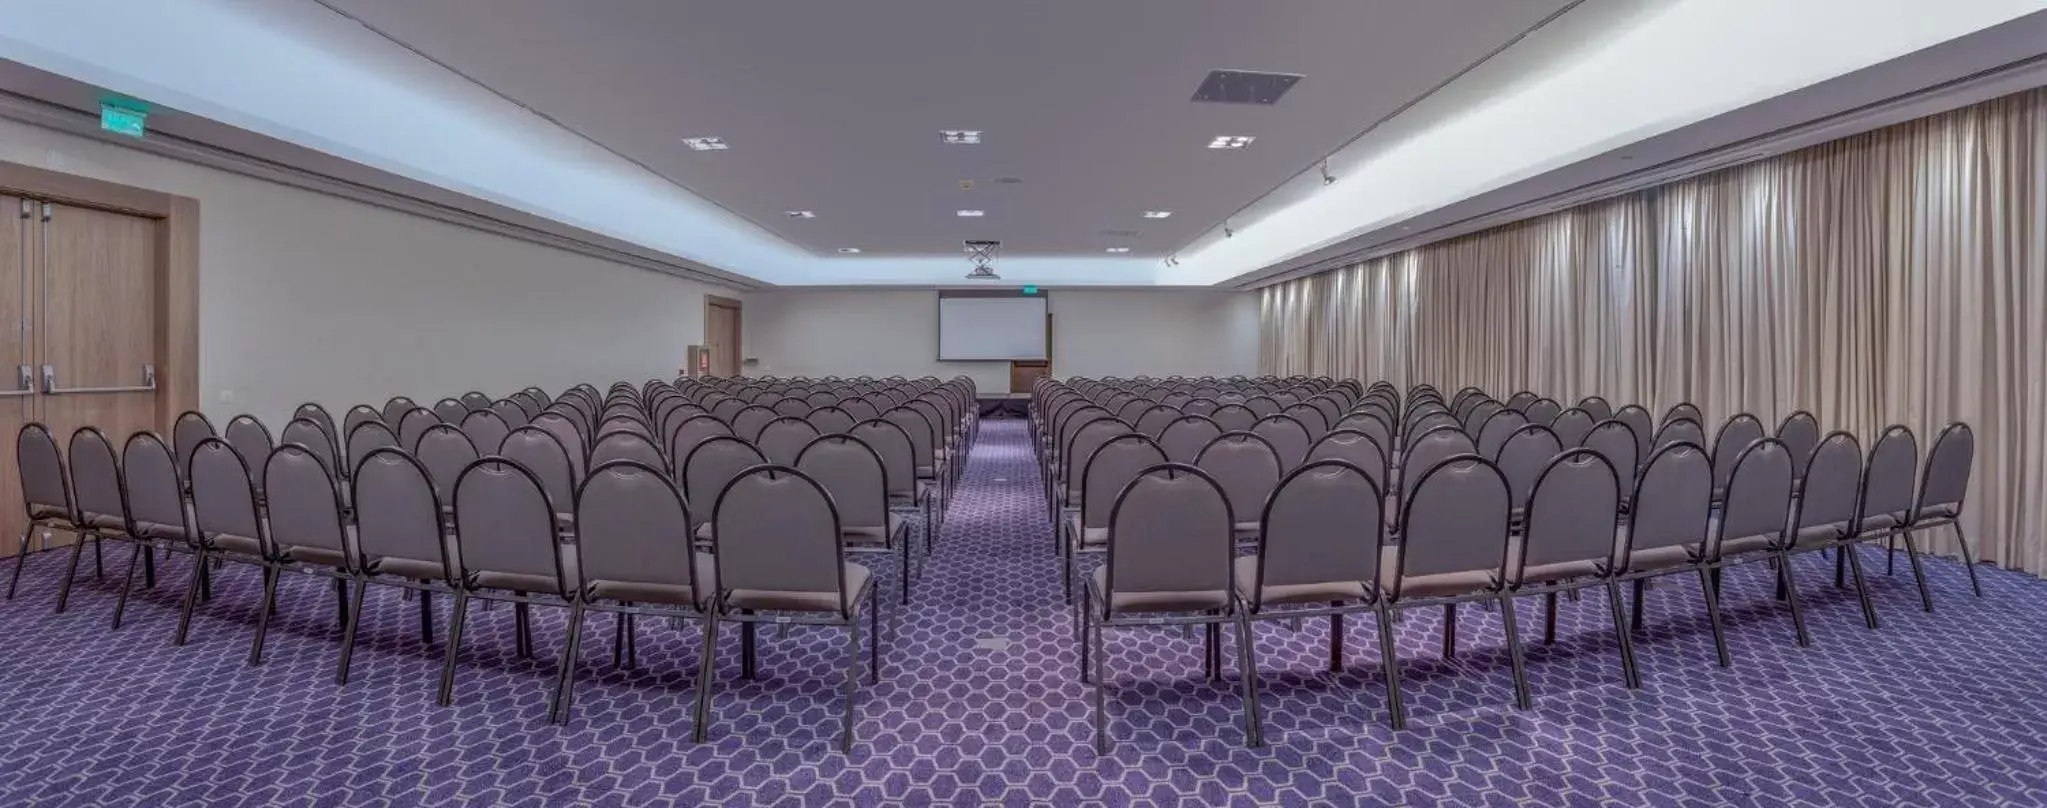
[1320,160,1337,186]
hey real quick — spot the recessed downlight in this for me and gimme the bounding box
[1206,135,1256,150]
[784,210,816,219]
[837,247,862,254]
[1142,210,1173,219]
[956,209,985,218]
[1106,247,1131,254]
[941,130,982,145]
[682,136,729,151]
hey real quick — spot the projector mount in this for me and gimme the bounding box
[964,240,1001,280]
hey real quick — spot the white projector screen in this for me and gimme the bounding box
[938,296,1048,361]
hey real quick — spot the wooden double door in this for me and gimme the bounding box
[1,194,162,549]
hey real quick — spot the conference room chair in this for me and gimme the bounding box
[1279,403,1329,437]
[682,437,768,541]
[1114,398,1153,423]
[1183,398,1221,418]
[432,398,468,424]
[596,416,654,444]
[1054,417,1131,532]
[1613,405,1656,468]
[806,406,856,435]
[1130,404,1177,440]
[1157,415,1223,466]
[509,393,544,421]
[500,427,578,531]
[1858,427,1933,610]
[839,398,879,423]
[1582,420,1641,504]
[849,418,936,553]
[118,433,200,611]
[1779,432,1883,633]
[492,399,531,430]
[1400,426,1477,502]
[886,406,951,520]
[458,391,494,412]
[526,412,587,480]
[1903,423,1984,597]
[1653,418,1706,453]
[1507,391,1540,413]
[697,465,882,753]
[1776,411,1820,494]
[1306,429,1390,492]
[590,431,665,472]
[1700,439,1807,646]
[1382,455,1517,726]
[1236,459,1392,733]
[180,437,283,657]
[1508,449,1634,699]
[1550,407,1596,448]
[293,403,342,458]
[281,417,342,479]
[55,427,124,617]
[1060,433,1163,607]
[544,403,594,448]
[391,407,438,454]
[372,397,412,427]
[1210,404,1257,433]
[172,411,218,477]
[1709,414,1767,502]
[1462,399,1504,434]
[1494,425,1563,528]
[461,409,514,457]
[1524,398,1563,427]
[803,391,840,410]
[1079,463,1257,752]
[262,444,359,670]
[906,397,959,489]
[1338,411,1396,455]
[1306,395,1346,432]
[348,447,459,685]
[223,416,276,497]
[798,434,913,604]
[347,420,401,474]
[1610,440,1721,659]
[1578,396,1615,422]
[1250,415,1312,471]
[728,405,777,443]
[440,457,576,708]
[666,415,733,475]
[1196,432,1283,547]
[1662,402,1704,430]
[652,397,690,431]
[550,459,715,726]
[601,403,648,425]
[1243,395,1281,419]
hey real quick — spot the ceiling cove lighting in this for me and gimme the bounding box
[941,130,982,145]
[1207,135,1256,150]
[784,210,816,219]
[1142,210,1173,219]
[1105,247,1131,253]
[837,247,862,254]
[681,136,729,151]
[956,209,985,217]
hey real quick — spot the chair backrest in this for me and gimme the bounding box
[461,409,513,455]
[1518,449,1620,576]
[796,434,889,531]
[1402,426,1477,495]
[1614,405,1654,463]
[1395,455,1511,585]
[120,433,187,541]
[807,406,856,436]
[66,428,121,527]
[1577,396,1614,421]
[224,416,275,488]
[712,466,849,613]
[667,414,732,472]
[1210,404,1257,433]
[395,407,441,453]
[341,405,383,440]
[756,417,821,465]
[499,427,577,514]
[279,417,342,483]
[1776,411,1820,480]
[172,411,216,473]
[1494,425,1563,509]
[684,436,768,529]
[1064,418,1130,498]
[597,416,653,442]
[1251,460,1383,606]
[840,397,880,422]
[590,431,666,471]
[1103,464,1234,598]
[293,402,340,453]
[848,419,916,500]
[1157,415,1223,464]
[412,424,479,503]
[1550,408,1596,447]
[485,399,527,430]
[264,444,347,561]
[347,420,400,475]
[1860,426,1919,527]
[884,406,938,470]
[353,447,451,575]
[1183,398,1219,417]
[529,412,587,479]
[1132,405,1179,439]
[1712,438,1793,557]
[1475,409,1529,460]
[378,397,414,427]
[1305,396,1344,433]
[459,391,494,412]
[1524,398,1562,426]
[1306,429,1387,488]
[1244,396,1281,418]
[1079,434,1166,529]
[1916,422,1973,520]
[1663,402,1704,429]
[1250,415,1312,471]
[1582,419,1640,501]
[1624,441,1711,561]
[1798,432,1863,531]
[1710,414,1766,491]
[575,459,698,598]
[1654,418,1706,452]
[1194,432,1282,527]
[188,437,264,554]
[1461,399,1504,433]
[731,405,778,443]
[453,458,566,594]
[432,398,468,424]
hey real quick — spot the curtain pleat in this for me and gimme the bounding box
[1259,87,2047,575]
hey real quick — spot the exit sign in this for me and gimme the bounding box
[100,102,147,138]
[1021,285,1039,295]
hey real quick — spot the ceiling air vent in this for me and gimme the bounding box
[1099,229,1140,238]
[1192,70,1304,105]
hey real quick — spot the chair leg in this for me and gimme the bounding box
[1603,581,1641,689]
[1440,603,1457,660]
[1696,569,1731,668]
[841,610,863,753]
[7,531,32,600]
[248,565,282,666]
[92,536,104,579]
[1886,535,1896,575]
[53,537,86,614]
[550,599,587,725]
[692,612,721,743]
[1375,602,1405,731]
[514,602,533,659]
[612,608,627,669]
[333,577,350,629]
[1077,587,1091,684]
[337,577,369,686]
[1234,613,1264,747]
[1844,544,1880,630]
[1542,592,1557,645]
[740,613,757,680]
[1775,553,1813,647]
[199,558,213,603]
[418,588,435,645]
[626,613,639,670]
[142,547,156,589]
[869,594,881,684]
[111,543,143,630]
[1630,578,1646,635]
[1204,622,1220,682]
[175,548,207,646]
[1091,617,1109,754]
[1947,523,1984,597]
[1327,609,1344,673]
[900,537,910,606]
[1498,593,1533,710]
[1901,531,1934,612]
[438,591,471,707]
[1835,547,1847,588]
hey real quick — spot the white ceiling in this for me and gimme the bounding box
[314,0,1574,259]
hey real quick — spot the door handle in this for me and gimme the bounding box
[41,364,157,395]
[0,365,33,397]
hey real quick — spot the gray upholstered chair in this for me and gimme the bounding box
[1612,441,1720,661]
[1157,415,1223,465]
[381,396,418,426]
[262,444,358,669]
[1196,432,1282,545]
[757,417,821,466]
[666,415,732,475]
[1710,414,1766,501]
[1550,408,1596,448]
[1703,438,1804,645]
[8,425,81,604]
[1508,449,1631,698]
[1251,415,1312,471]
[1238,460,1393,729]
[293,403,340,456]
[1653,418,1706,453]
[851,418,935,553]
[799,434,912,604]
[1614,405,1655,465]
[1495,425,1562,527]
[1784,433,1879,631]
[459,391,493,412]
[731,405,777,444]
[341,405,383,445]
[432,398,468,424]
[1858,427,1930,610]
[492,399,530,430]
[1901,423,1982,598]
[172,411,217,478]
[697,465,880,752]
[682,436,767,539]
[591,431,665,471]
[1475,410,1529,463]
[1055,417,1128,528]
[1524,398,1562,427]
[500,427,578,529]
[181,437,281,660]
[224,416,274,496]
[412,424,477,509]
[530,412,588,480]
[61,427,125,617]
[442,457,577,708]
[1582,420,1640,503]
[1401,426,1477,501]
[807,406,856,436]
[552,459,714,726]
[1663,402,1704,429]
[1062,433,1165,605]
[1383,454,1517,725]
[118,433,197,611]
[346,447,460,686]
[1080,463,1257,752]
[1211,404,1257,433]
[1775,411,1820,490]
[1578,396,1614,422]
[460,409,513,456]
[347,420,400,477]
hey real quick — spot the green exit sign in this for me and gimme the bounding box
[1021,285,1039,295]
[100,102,147,138]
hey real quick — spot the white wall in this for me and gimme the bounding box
[0,117,737,427]
[743,288,1258,392]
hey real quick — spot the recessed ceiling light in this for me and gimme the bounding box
[941,130,982,145]
[1106,247,1131,254]
[682,136,729,151]
[1207,135,1256,150]
[784,210,816,219]
[994,177,1023,184]
[956,209,985,217]
[837,247,862,254]
[1142,210,1173,219]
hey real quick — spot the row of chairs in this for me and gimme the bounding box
[1037,378,1984,751]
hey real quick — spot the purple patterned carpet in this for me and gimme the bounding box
[1,420,2044,806]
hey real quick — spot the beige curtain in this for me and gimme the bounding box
[1260,87,2047,574]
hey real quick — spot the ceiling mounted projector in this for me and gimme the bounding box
[964,240,1001,280]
